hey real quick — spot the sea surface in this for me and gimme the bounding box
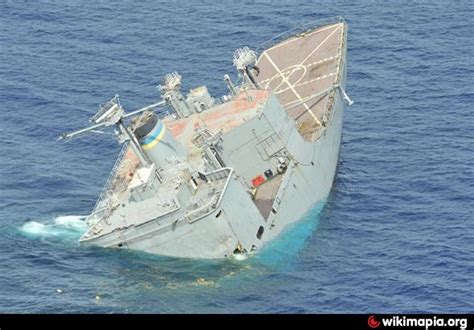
[0,0,472,313]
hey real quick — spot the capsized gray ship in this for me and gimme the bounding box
[61,17,352,259]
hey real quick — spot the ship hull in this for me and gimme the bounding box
[80,87,345,259]
[79,19,348,259]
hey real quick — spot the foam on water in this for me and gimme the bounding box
[20,215,87,240]
[54,215,88,231]
[232,253,248,261]
[20,221,51,236]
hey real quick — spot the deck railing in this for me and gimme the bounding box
[91,142,131,213]
[186,167,234,223]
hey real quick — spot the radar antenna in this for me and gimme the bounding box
[158,72,191,118]
[59,95,166,167]
[233,46,260,89]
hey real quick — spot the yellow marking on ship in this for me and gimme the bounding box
[141,125,167,150]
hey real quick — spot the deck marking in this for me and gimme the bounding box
[263,52,321,126]
[265,24,338,53]
[283,89,331,108]
[259,55,338,85]
[300,24,342,65]
[305,55,339,69]
[258,23,345,130]
[275,72,336,94]
[264,64,306,91]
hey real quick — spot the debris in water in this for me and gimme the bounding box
[56,289,63,294]
[195,278,218,288]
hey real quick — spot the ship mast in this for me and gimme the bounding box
[59,95,165,168]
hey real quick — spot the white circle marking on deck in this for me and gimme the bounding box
[265,64,307,92]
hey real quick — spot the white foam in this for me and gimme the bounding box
[20,215,88,239]
[20,221,52,236]
[232,253,248,261]
[54,215,87,231]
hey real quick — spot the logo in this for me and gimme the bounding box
[368,315,380,328]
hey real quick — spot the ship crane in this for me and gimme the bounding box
[59,95,166,168]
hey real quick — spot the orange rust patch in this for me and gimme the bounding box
[166,119,189,138]
[164,89,268,139]
[200,89,268,129]
[112,147,140,183]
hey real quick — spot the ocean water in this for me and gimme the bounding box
[0,0,472,313]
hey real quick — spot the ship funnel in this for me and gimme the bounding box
[132,111,186,169]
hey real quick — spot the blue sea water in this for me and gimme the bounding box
[0,0,472,313]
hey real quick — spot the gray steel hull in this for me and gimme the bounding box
[80,89,344,259]
[78,19,348,259]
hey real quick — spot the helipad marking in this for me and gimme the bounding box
[301,24,342,65]
[263,52,321,126]
[259,56,338,85]
[264,64,307,91]
[276,72,336,94]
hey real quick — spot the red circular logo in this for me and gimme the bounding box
[368,315,380,328]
